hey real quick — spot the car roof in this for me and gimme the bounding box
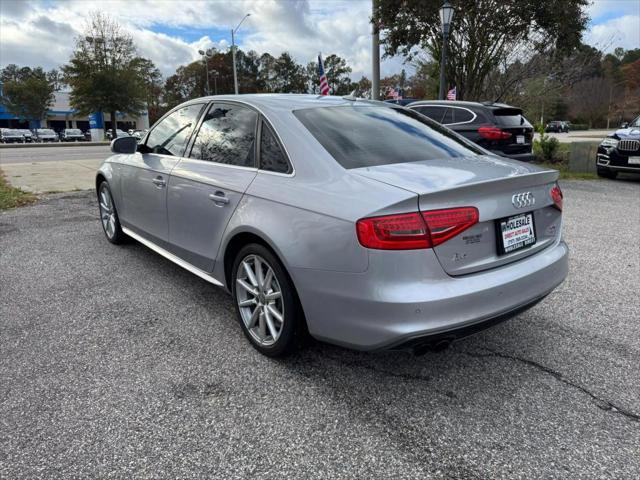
[180,94,387,115]
[407,100,518,110]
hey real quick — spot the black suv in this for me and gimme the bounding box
[407,100,534,162]
[596,114,640,179]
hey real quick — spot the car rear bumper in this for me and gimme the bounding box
[292,240,568,351]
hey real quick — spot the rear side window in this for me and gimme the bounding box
[414,106,446,123]
[453,108,474,123]
[493,108,530,127]
[259,121,291,174]
[441,108,454,124]
[146,104,203,156]
[190,103,258,167]
[294,105,483,169]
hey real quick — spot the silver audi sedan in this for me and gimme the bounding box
[96,94,568,357]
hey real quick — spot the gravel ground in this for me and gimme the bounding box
[1,178,639,479]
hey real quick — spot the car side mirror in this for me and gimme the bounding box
[621,122,629,128]
[111,136,138,154]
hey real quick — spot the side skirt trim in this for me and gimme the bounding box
[122,227,224,287]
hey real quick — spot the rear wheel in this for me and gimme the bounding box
[231,244,303,357]
[98,181,126,244]
[597,167,617,179]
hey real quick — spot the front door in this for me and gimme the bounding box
[119,103,205,245]
[167,102,259,272]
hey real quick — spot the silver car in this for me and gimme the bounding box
[96,95,568,357]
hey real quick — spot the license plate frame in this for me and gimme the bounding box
[628,156,640,165]
[495,212,537,255]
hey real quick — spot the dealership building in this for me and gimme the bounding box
[0,90,149,140]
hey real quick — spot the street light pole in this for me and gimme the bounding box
[371,0,380,100]
[231,13,251,95]
[198,49,211,96]
[438,1,454,100]
[211,70,219,95]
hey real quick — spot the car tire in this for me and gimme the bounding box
[97,181,126,244]
[231,243,305,357]
[597,167,617,179]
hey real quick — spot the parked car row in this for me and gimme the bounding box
[0,127,92,143]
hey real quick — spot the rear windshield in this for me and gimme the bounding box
[38,129,55,134]
[493,108,530,127]
[293,105,483,169]
[66,129,81,134]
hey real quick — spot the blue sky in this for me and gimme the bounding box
[1,0,638,80]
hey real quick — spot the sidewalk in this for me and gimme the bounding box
[1,159,101,193]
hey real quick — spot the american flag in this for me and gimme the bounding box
[318,54,330,95]
[446,86,457,100]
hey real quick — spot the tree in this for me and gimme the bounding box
[0,65,55,122]
[62,12,159,132]
[273,53,307,93]
[375,0,589,100]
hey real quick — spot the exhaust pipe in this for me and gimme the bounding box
[412,338,453,356]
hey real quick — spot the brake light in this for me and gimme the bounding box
[550,184,563,211]
[422,207,479,247]
[356,212,429,250]
[478,126,512,140]
[356,207,479,250]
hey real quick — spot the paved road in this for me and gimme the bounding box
[0,144,110,164]
[534,129,612,144]
[1,179,639,478]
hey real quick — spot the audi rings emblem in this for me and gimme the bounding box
[512,192,535,209]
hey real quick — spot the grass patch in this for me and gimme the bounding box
[532,161,599,180]
[0,169,37,210]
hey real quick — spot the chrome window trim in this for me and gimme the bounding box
[446,106,477,126]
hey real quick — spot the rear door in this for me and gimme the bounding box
[119,103,204,245]
[166,102,259,272]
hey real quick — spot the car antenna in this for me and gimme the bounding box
[342,89,358,101]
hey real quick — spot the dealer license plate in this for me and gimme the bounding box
[628,156,640,165]
[496,212,536,255]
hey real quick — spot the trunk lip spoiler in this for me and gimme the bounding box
[353,168,559,197]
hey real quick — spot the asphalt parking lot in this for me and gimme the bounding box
[1,178,639,478]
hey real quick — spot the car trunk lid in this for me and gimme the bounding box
[352,155,562,275]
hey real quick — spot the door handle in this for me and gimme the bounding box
[152,176,166,187]
[209,192,230,204]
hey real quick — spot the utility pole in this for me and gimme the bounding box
[371,0,380,100]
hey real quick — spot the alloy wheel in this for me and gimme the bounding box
[98,185,117,239]
[235,254,285,346]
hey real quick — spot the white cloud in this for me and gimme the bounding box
[1,0,634,85]
[584,15,640,52]
[0,0,412,79]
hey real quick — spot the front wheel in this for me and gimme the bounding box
[97,181,126,244]
[231,244,304,357]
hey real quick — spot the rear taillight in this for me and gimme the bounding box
[550,184,563,211]
[478,126,512,140]
[356,212,429,250]
[422,207,480,247]
[356,207,479,250]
